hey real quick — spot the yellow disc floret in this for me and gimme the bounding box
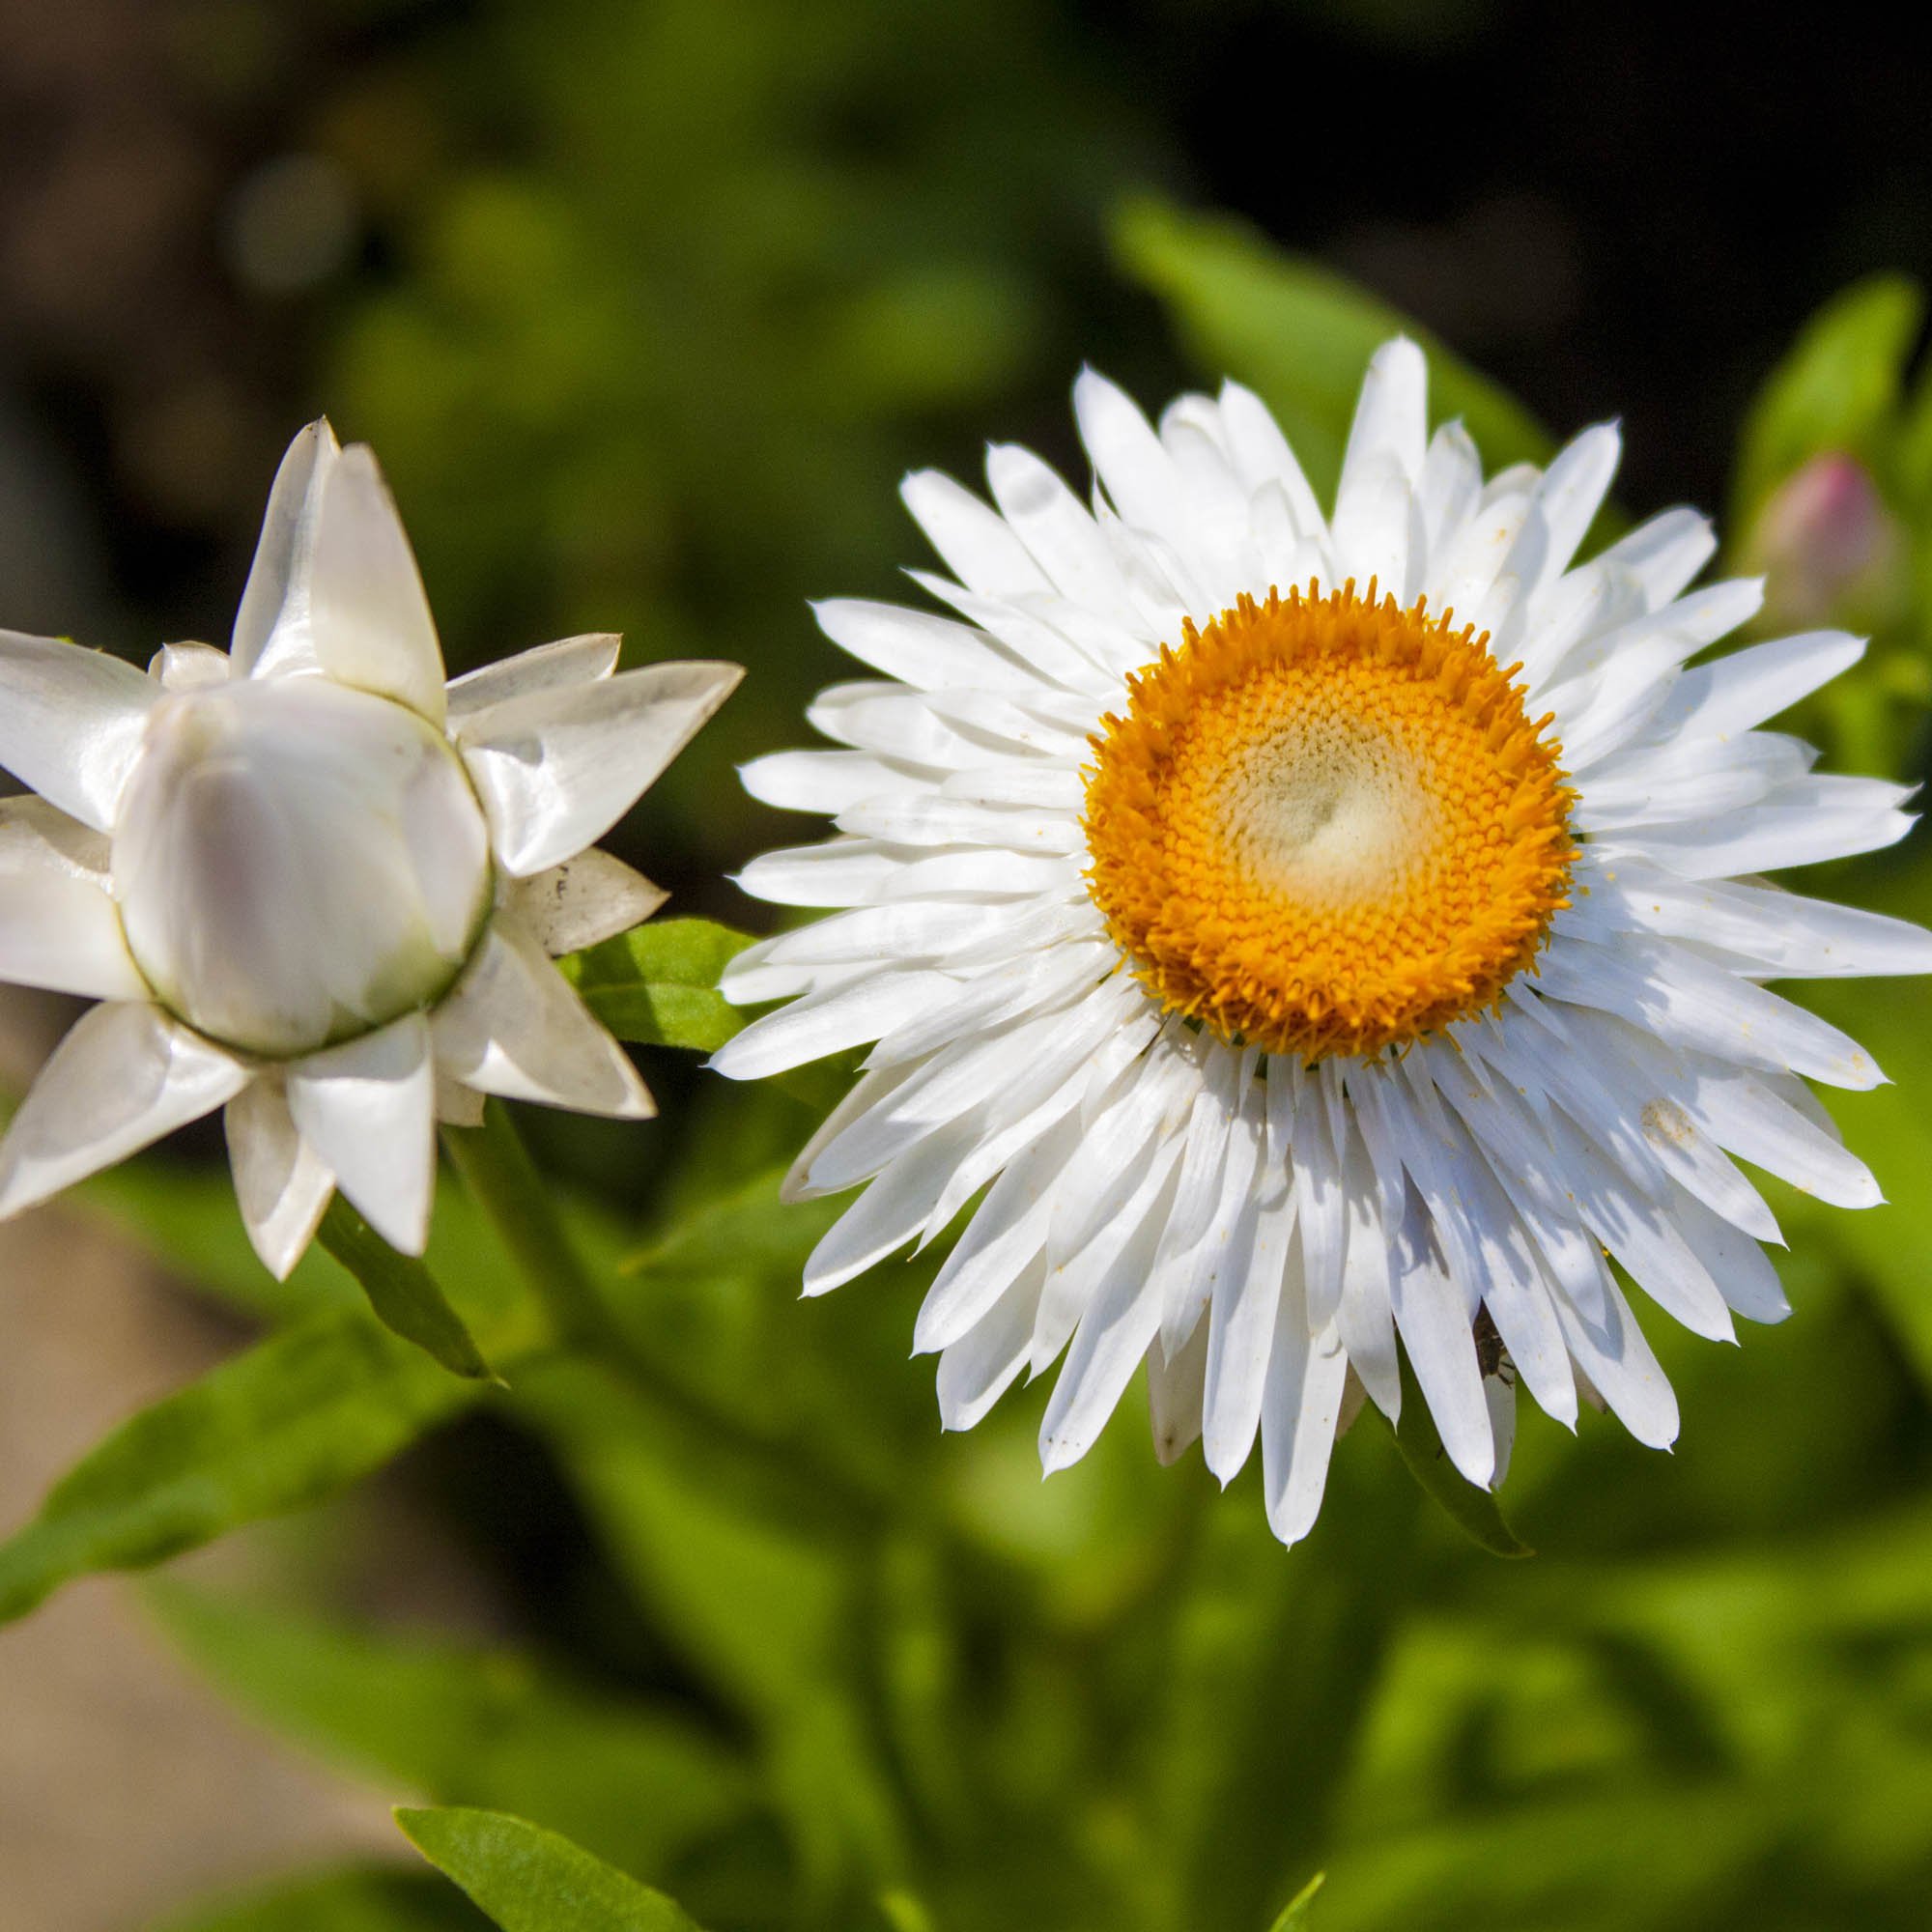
[1081,582,1575,1061]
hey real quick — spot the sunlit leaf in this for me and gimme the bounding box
[1731,273,1924,525]
[1112,195,1552,500]
[396,1806,711,1932]
[559,918,755,1052]
[0,1308,484,1626]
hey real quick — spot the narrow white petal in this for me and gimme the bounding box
[225,1076,335,1279]
[900,469,1052,598]
[0,794,110,885]
[1596,506,1716,611]
[743,750,924,814]
[308,443,447,722]
[1528,423,1620,583]
[1039,1166,1179,1474]
[813,598,1037,693]
[1201,1169,1294,1485]
[1485,1376,1518,1489]
[1263,1314,1349,1546]
[1217,380,1325,536]
[1659,630,1863,740]
[1417,419,1483,554]
[1388,1189,1494,1487]
[1597,867,1932,979]
[1339,338,1429,497]
[508,850,668,956]
[433,922,653,1120]
[937,1256,1046,1431]
[0,866,148,1000]
[710,969,958,1082]
[803,1117,982,1293]
[1148,1317,1209,1466]
[0,1004,247,1218]
[0,631,158,832]
[914,1115,1074,1351]
[1548,1271,1680,1449]
[286,1013,437,1255]
[232,417,340,679]
[983,442,1141,625]
[444,633,621,718]
[1330,452,1415,600]
[1075,368,1190,547]
[459,659,742,876]
[1622,800,1914,877]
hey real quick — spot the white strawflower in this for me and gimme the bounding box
[715,340,1932,1544]
[0,421,738,1273]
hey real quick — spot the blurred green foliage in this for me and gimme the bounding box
[4,7,1932,1931]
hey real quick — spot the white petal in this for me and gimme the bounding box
[459,660,742,876]
[1623,800,1914,877]
[225,1076,335,1279]
[900,469,1052,598]
[710,969,958,1081]
[1038,1165,1179,1474]
[1217,380,1325,536]
[433,921,653,1120]
[1148,1317,1209,1466]
[152,641,233,691]
[983,442,1141,625]
[936,1255,1046,1431]
[1201,1166,1294,1485]
[1597,867,1932,980]
[1548,1271,1679,1449]
[1388,1189,1494,1487]
[1075,368,1191,549]
[803,1117,982,1293]
[1484,1376,1517,1489]
[742,750,923,814]
[1595,506,1716,611]
[1659,631,1864,740]
[0,865,147,999]
[0,631,158,832]
[508,850,668,956]
[1339,338,1429,497]
[1263,1313,1349,1546]
[733,838,903,909]
[308,443,447,722]
[444,633,621,718]
[286,1013,437,1255]
[232,417,340,679]
[0,1004,247,1218]
[1527,423,1620,584]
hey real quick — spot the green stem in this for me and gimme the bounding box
[440,1100,618,1355]
[441,1098,895,1529]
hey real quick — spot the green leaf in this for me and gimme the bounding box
[396,1806,711,1932]
[1731,273,1924,524]
[1374,1350,1531,1559]
[153,1865,489,1931]
[1265,1873,1326,1932]
[151,1585,753,1878]
[319,1196,499,1382]
[876,1890,939,1932]
[559,918,755,1051]
[1113,195,1553,502]
[0,1307,484,1625]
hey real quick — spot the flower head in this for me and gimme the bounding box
[0,420,739,1273]
[716,340,1932,1544]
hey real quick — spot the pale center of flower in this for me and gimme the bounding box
[112,676,494,1059]
[1081,583,1575,1061]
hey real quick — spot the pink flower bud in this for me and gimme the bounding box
[1745,452,1907,631]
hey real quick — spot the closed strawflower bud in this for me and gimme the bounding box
[0,418,740,1272]
[1745,451,1907,631]
[114,677,494,1057]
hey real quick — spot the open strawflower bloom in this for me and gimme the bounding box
[716,338,1932,1546]
[0,421,739,1275]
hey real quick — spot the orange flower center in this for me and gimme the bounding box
[1081,583,1575,1061]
